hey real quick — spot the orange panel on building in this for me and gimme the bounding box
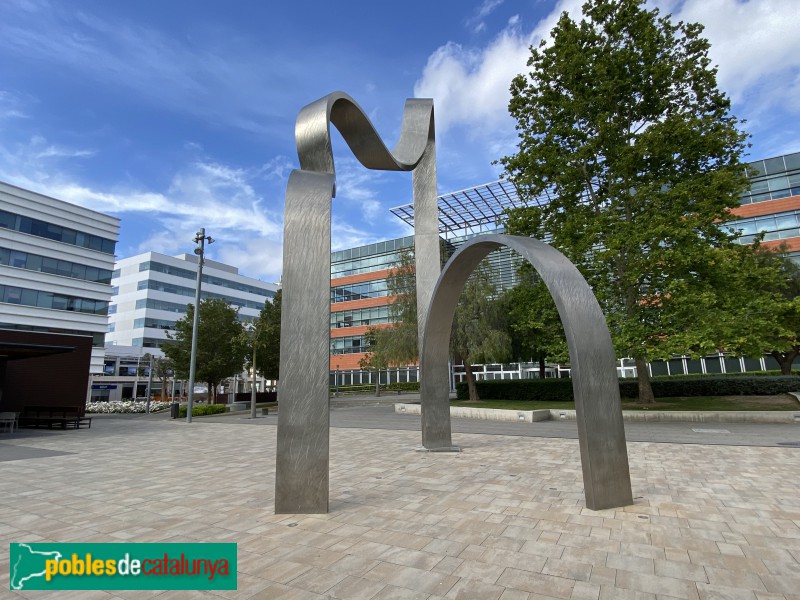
[759,238,800,252]
[730,195,800,219]
[331,296,393,312]
[331,268,393,287]
[331,353,369,370]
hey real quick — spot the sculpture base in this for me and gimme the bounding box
[415,445,461,453]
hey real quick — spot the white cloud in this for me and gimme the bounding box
[216,238,283,283]
[467,0,506,33]
[0,90,29,121]
[330,217,385,252]
[0,135,287,280]
[415,0,800,164]
[334,157,390,224]
[414,0,582,134]
[661,0,800,115]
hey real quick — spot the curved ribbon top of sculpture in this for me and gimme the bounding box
[294,91,435,192]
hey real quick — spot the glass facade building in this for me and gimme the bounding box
[331,151,800,381]
[0,180,119,375]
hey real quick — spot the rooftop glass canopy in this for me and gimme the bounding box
[389,179,552,237]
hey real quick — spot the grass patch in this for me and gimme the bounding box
[451,394,799,412]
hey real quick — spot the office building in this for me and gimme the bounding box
[330,151,800,382]
[106,251,279,352]
[0,180,119,375]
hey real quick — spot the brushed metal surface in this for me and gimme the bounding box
[420,234,633,510]
[275,92,440,513]
[275,170,333,513]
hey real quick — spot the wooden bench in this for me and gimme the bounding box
[19,406,92,430]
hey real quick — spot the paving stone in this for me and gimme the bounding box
[2,419,800,600]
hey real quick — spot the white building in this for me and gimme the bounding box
[0,181,119,374]
[106,251,279,353]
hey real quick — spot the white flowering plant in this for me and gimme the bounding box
[86,400,172,414]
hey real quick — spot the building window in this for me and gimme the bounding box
[0,247,113,283]
[0,284,108,315]
[0,209,116,254]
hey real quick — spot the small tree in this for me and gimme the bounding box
[451,262,512,401]
[359,327,392,396]
[500,0,750,402]
[500,268,567,378]
[245,290,282,385]
[163,298,247,403]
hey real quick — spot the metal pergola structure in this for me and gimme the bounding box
[389,179,553,237]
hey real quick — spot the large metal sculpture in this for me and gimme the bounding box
[420,234,633,510]
[275,92,440,513]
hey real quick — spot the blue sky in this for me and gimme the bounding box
[1,0,799,283]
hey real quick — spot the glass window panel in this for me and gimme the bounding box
[56,260,72,277]
[723,356,742,373]
[0,211,14,228]
[764,355,780,371]
[775,214,797,229]
[769,175,791,190]
[650,361,668,376]
[755,218,774,232]
[704,356,723,373]
[668,359,685,375]
[764,156,786,175]
[41,257,58,274]
[61,228,76,244]
[685,359,703,374]
[736,220,757,235]
[748,179,769,193]
[770,189,790,200]
[9,250,26,268]
[784,152,800,171]
[743,357,763,372]
[762,231,780,241]
[51,294,68,310]
[20,289,37,305]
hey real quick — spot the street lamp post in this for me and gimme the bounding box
[250,337,258,419]
[145,354,154,414]
[187,228,214,424]
[335,364,339,398]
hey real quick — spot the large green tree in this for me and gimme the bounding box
[451,262,512,401]
[500,0,751,402]
[163,298,247,402]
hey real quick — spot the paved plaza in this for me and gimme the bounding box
[1,413,800,599]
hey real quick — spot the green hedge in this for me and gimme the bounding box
[456,379,575,401]
[456,375,800,401]
[178,404,228,417]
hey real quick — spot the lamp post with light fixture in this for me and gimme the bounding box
[186,228,214,423]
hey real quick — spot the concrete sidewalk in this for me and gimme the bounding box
[1,418,799,599]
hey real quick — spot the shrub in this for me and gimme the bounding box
[178,404,228,417]
[456,375,800,401]
[86,400,171,414]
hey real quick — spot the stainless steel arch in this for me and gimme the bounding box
[420,234,633,510]
[275,92,440,514]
